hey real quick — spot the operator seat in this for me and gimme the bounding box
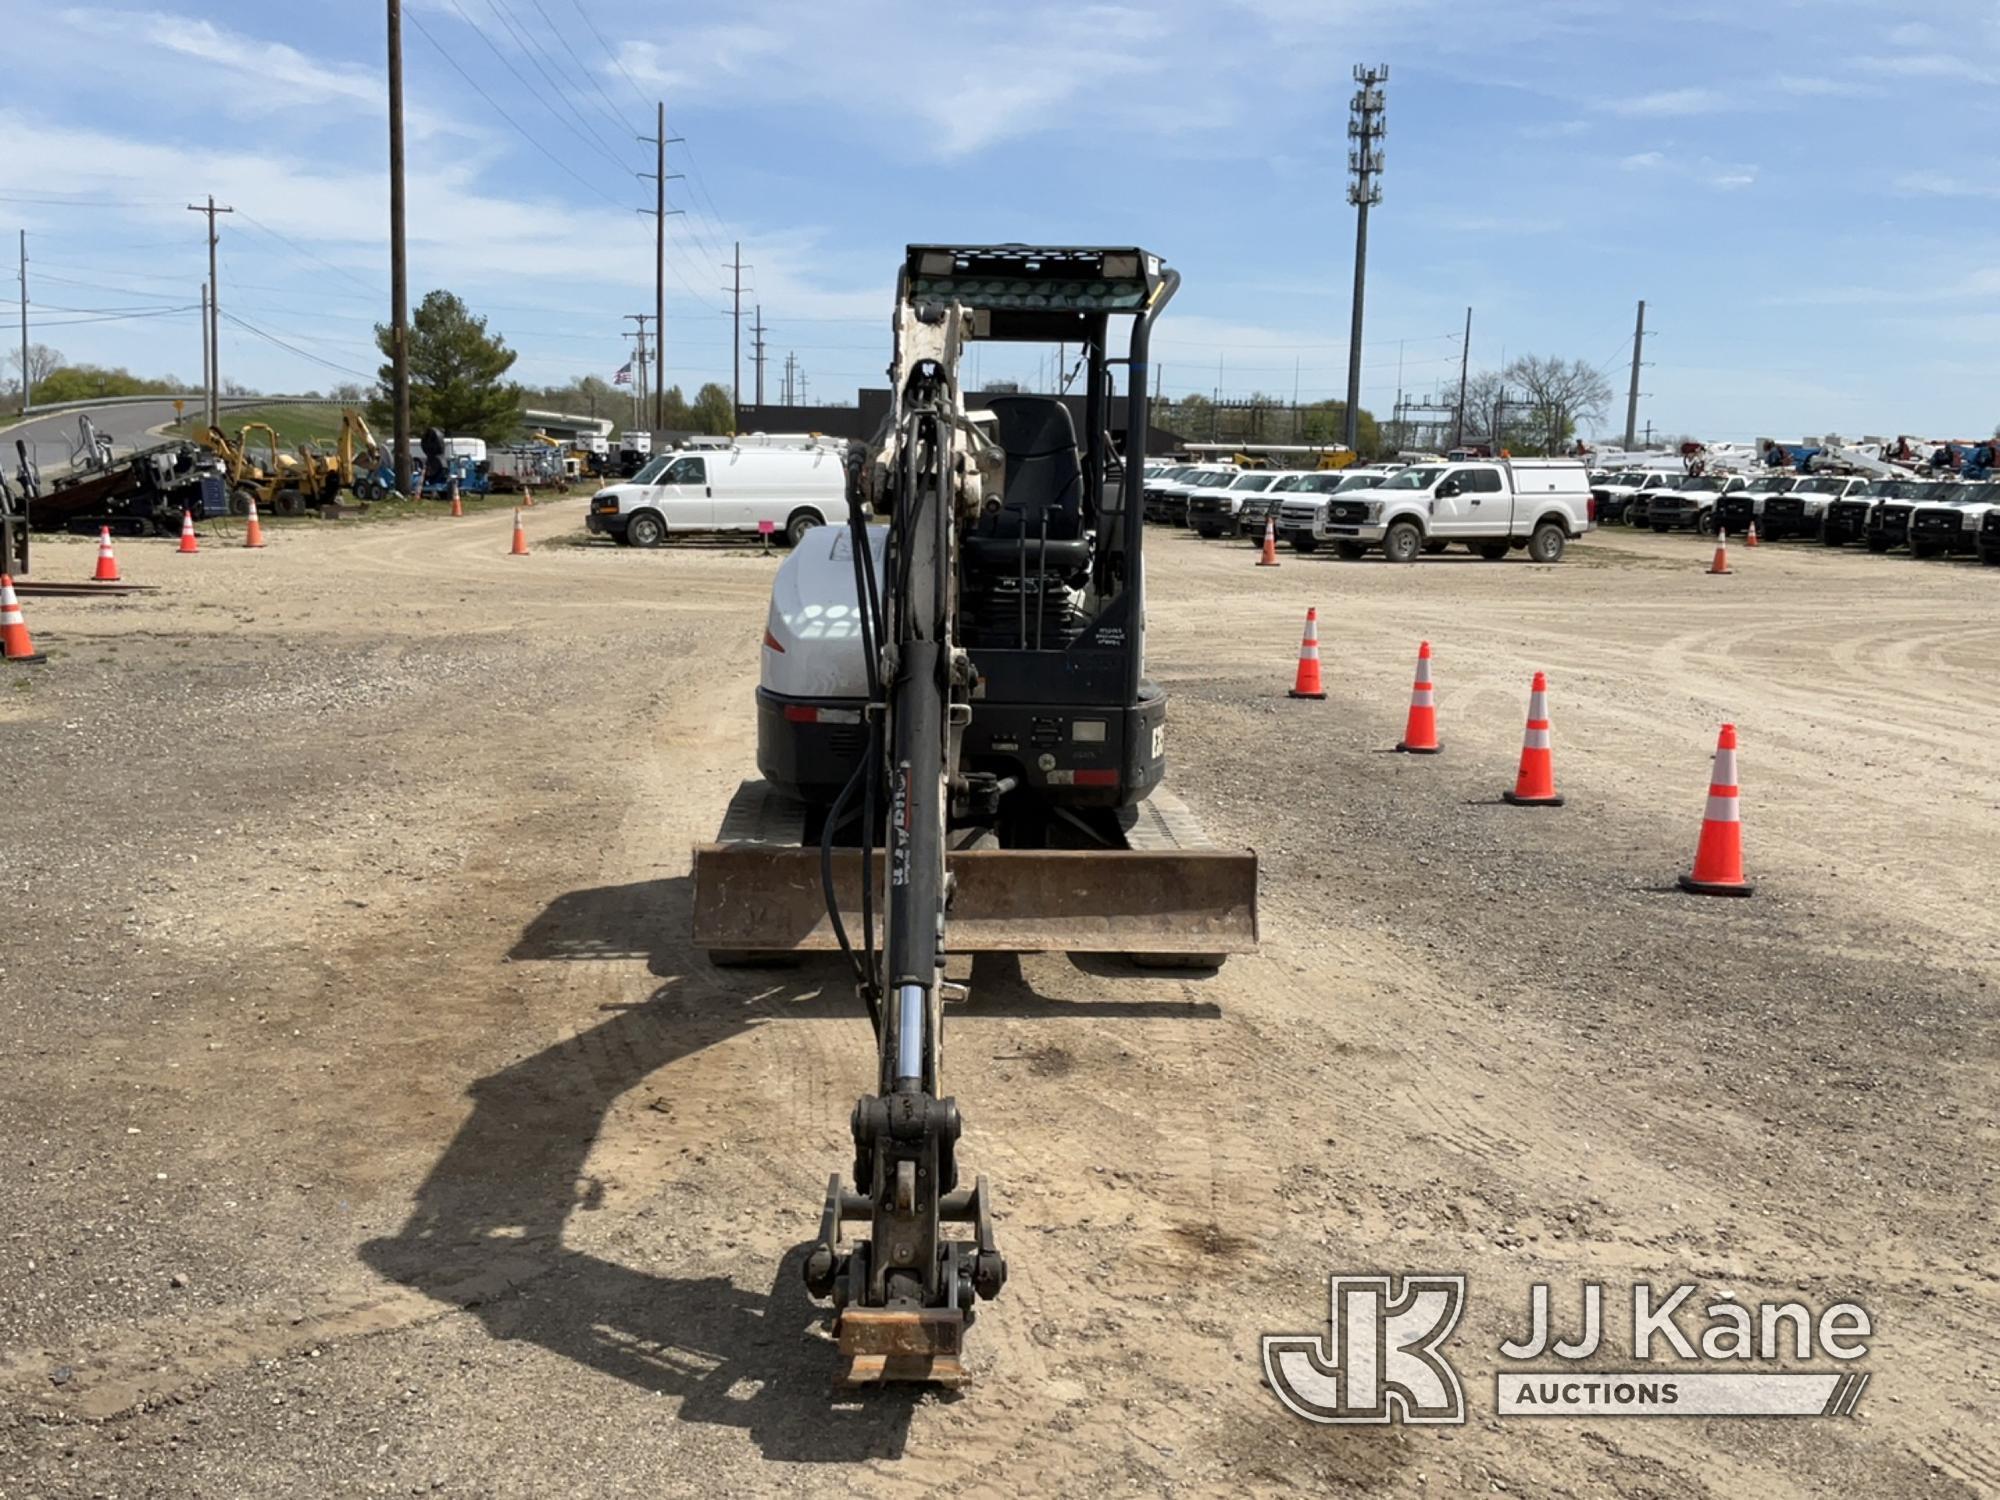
[963,396,1092,572]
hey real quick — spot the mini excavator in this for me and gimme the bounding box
[692,245,1258,1384]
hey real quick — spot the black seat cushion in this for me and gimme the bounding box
[977,396,1084,542]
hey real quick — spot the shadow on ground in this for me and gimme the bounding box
[370,875,1219,1459]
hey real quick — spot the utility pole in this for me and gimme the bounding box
[1343,64,1387,452]
[186,194,234,430]
[636,102,684,433]
[750,304,767,408]
[624,314,652,428]
[795,363,808,407]
[1453,305,1472,449]
[1622,298,1647,449]
[724,242,751,432]
[385,0,411,494]
[781,351,792,406]
[199,285,209,414]
[16,231,27,412]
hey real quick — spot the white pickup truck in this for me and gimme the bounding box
[1311,458,1594,562]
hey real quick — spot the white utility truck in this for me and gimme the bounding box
[1310,457,1594,562]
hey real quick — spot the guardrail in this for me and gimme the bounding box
[15,393,329,417]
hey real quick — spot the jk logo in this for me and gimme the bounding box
[1263,1275,1467,1425]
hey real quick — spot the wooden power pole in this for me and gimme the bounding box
[386,0,412,493]
[186,195,233,429]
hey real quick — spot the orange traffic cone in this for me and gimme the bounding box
[1707,528,1731,575]
[1501,671,1563,806]
[243,497,266,549]
[1678,724,1753,896]
[1746,521,1760,547]
[522,485,535,508]
[1287,607,1327,699]
[177,509,200,554]
[92,526,122,583]
[509,510,530,556]
[1256,516,1280,566]
[1396,640,1441,753]
[449,477,464,517]
[0,575,46,664]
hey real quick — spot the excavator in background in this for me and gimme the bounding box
[200,409,385,511]
[690,245,1258,1385]
[202,422,309,514]
[309,408,386,501]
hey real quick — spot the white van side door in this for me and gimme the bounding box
[653,454,712,527]
[710,450,776,530]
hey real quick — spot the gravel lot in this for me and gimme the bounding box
[1,504,1994,1497]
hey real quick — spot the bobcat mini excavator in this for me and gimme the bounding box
[691,245,1258,1385]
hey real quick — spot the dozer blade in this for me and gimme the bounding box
[690,844,1259,957]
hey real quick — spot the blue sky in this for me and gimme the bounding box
[3,0,1996,441]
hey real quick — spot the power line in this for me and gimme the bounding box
[405,8,625,209]
[476,0,636,173]
[219,309,376,381]
[525,0,640,143]
[235,210,385,297]
[570,0,655,114]
[28,307,198,327]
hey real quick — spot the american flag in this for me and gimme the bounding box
[613,362,633,386]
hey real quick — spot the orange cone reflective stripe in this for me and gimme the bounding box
[0,575,46,664]
[1396,640,1441,753]
[1287,607,1326,699]
[93,527,121,582]
[1256,515,1280,566]
[1501,671,1563,806]
[1679,723,1754,896]
[1708,527,1731,575]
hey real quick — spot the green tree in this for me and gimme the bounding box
[35,363,186,404]
[657,384,691,430]
[369,290,521,441]
[690,381,735,435]
[1298,400,1382,458]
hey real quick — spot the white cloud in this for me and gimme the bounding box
[54,8,473,140]
[1880,53,1983,81]
[1606,87,1732,118]
[1617,150,1755,190]
[616,1,1178,159]
[1776,76,1882,98]
[1897,170,2000,200]
[1521,118,1591,139]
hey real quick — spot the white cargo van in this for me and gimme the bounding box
[587,444,852,548]
[1312,457,1593,562]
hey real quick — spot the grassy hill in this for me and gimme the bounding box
[171,403,352,450]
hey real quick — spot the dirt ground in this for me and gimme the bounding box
[1,503,1994,1498]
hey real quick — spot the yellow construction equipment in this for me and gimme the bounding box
[201,423,311,514]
